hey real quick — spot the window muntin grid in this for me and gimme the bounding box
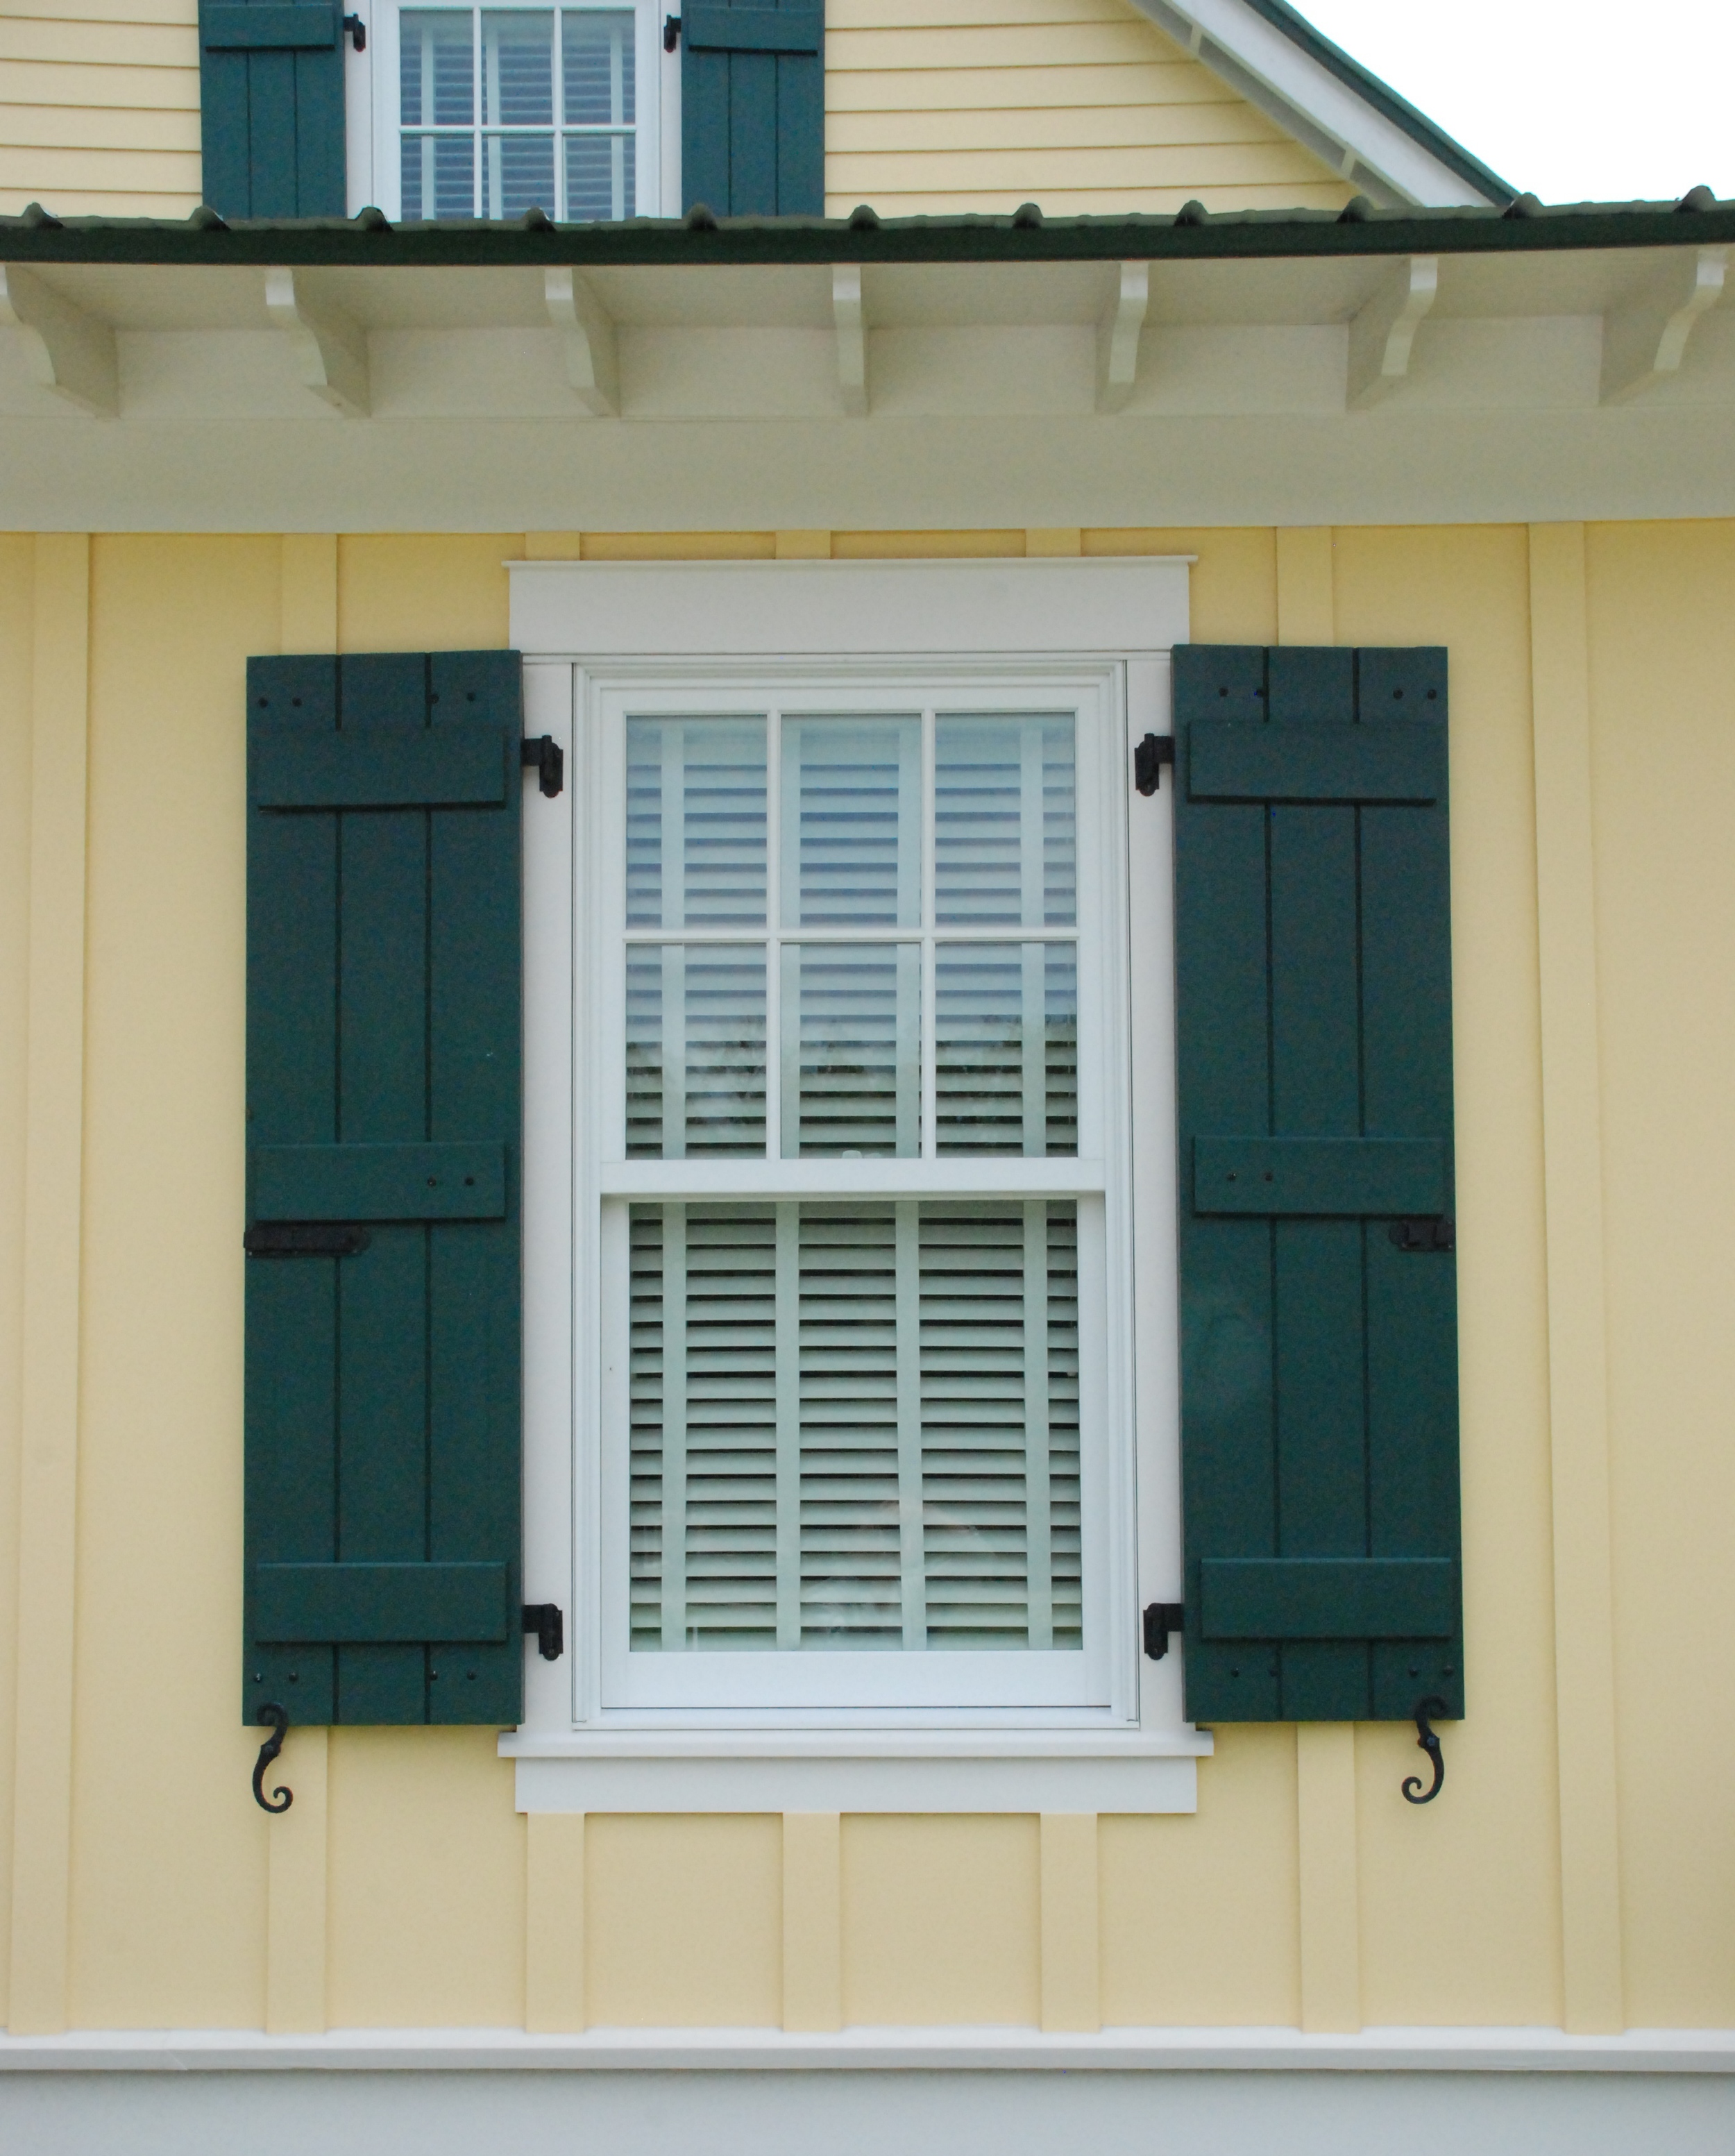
[399,6,636,221]
[623,710,1081,1163]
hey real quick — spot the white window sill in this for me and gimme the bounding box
[501,1726,1212,1812]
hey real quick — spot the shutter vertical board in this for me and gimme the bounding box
[681,1,824,217]
[245,649,523,1727]
[426,652,525,1723]
[1174,643,1462,1725]
[199,0,346,219]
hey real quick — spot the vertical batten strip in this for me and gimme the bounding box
[1273,525,1364,2037]
[775,1202,802,1649]
[895,1200,924,1648]
[262,532,337,2037]
[1528,521,1625,2034]
[1038,1812,1101,2032]
[781,1812,843,2031]
[660,1205,689,1651]
[8,534,90,2037]
[1024,1202,1053,1649]
[525,1812,587,2032]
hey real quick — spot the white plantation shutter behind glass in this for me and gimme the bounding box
[629,1199,1081,1652]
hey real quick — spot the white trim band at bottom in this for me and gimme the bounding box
[1,2027,1731,2074]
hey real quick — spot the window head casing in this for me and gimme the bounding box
[512,558,1194,1765]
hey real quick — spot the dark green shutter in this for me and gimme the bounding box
[200,0,346,218]
[244,652,523,1727]
[1173,644,1463,1724]
[682,1,824,216]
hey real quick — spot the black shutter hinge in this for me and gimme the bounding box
[663,13,681,50]
[521,735,564,798]
[1133,734,1175,795]
[523,1603,564,1660]
[342,12,366,50]
[1389,1216,1455,1253]
[1142,1601,1184,1660]
[244,1222,371,1258]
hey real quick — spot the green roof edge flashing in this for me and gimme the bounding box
[2,196,1730,267]
[1237,0,1518,207]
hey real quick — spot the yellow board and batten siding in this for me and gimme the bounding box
[1,521,1733,2036]
[0,0,1351,220]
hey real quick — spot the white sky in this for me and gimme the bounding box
[1293,0,1735,204]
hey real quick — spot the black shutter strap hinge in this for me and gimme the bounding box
[663,13,681,49]
[1389,1216,1455,1252]
[521,735,564,798]
[523,1603,565,1660]
[244,1222,371,1258]
[342,13,366,49]
[1142,1601,1184,1660]
[1133,734,1175,795]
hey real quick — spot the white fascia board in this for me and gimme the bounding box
[1,2026,1732,2071]
[1128,0,1489,208]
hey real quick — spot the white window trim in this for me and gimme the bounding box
[350,0,672,222]
[505,558,1208,1812]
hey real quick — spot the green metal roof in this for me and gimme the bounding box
[1,193,1729,269]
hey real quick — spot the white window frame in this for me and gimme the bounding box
[595,671,1116,1714]
[505,558,1210,1813]
[348,0,672,221]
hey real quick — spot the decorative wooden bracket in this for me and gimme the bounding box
[1348,254,1438,409]
[545,266,618,415]
[1097,261,1149,413]
[0,262,117,415]
[264,266,369,416]
[1600,245,1727,404]
[833,263,867,416]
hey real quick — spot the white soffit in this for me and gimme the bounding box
[509,557,1194,658]
[1129,0,1493,208]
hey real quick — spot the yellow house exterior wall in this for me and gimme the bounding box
[0,0,1351,221]
[1,519,1732,2037]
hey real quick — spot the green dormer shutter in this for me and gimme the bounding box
[681,1,824,216]
[1173,644,1464,1724]
[199,0,347,218]
[244,652,524,1727]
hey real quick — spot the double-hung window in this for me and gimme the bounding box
[514,559,1198,1787]
[369,1,661,220]
[600,682,1110,1711]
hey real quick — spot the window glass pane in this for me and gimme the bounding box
[401,131,475,220]
[564,131,634,219]
[936,943,1076,1156]
[781,717,922,930]
[627,945,767,1159]
[629,1199,1081,1653]
[780,943,920,1158]
[401,10,474,127]
[935,716,1076,928]
[563,8,635,124]
[483,129,555,216]
[482,9,552,123]
[627,718,768,931]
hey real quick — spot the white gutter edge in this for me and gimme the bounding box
[1126,0,1491,209]
[1,2026,1732,2072]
